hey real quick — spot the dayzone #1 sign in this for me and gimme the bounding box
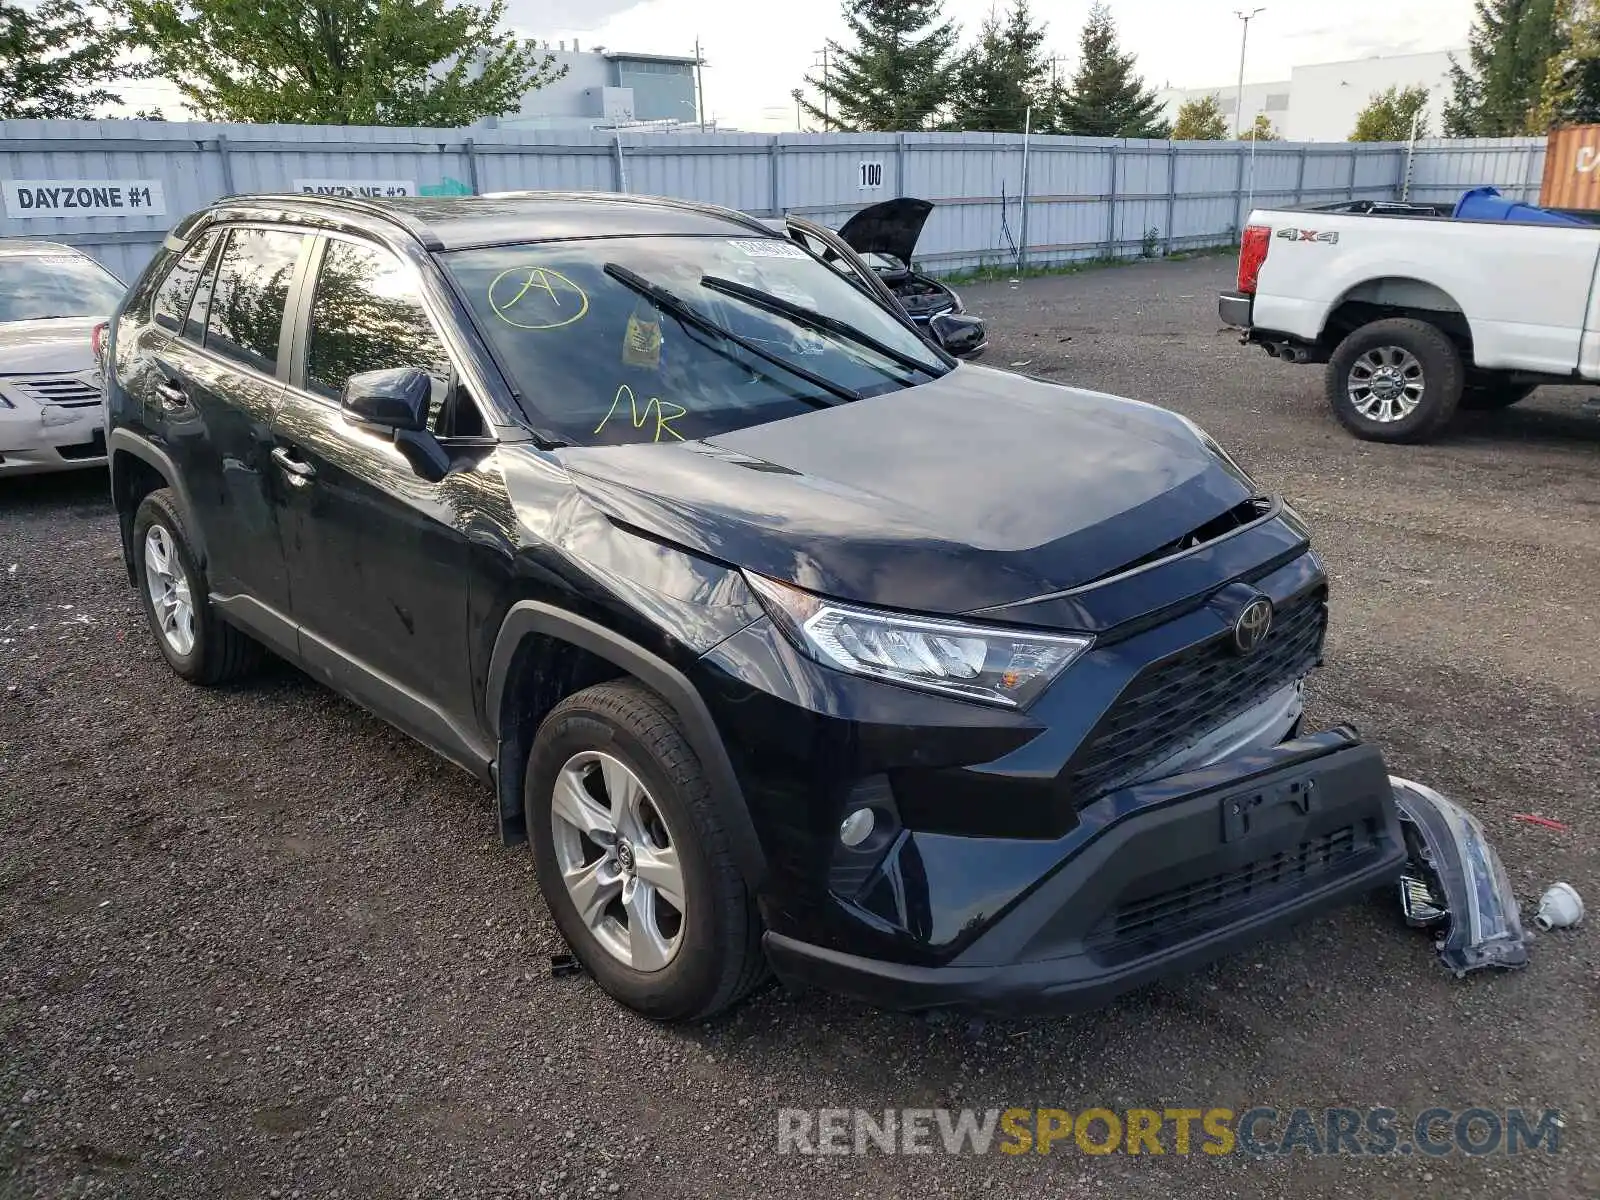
[293,179,416,198]
[3,179,167,218]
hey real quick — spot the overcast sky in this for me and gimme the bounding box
[526,0,1474,129]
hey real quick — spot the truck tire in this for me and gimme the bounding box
[1326,318,1463,443]
[1460,382,1537,411]
[526,680,768,1021]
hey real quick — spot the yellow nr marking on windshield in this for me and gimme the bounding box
[596,383,687,443]
[487,266,589,330]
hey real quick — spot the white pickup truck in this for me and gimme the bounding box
[1218,195,1600,442]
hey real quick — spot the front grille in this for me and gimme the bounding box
[10,376,99,407]
[1089,825,1359,952]
[1066,587,1327,802]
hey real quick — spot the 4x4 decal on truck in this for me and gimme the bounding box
[1275,228,1341,244]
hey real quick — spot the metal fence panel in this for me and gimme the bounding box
[0,119,1554,283]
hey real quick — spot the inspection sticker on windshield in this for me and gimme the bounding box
[728,239,807,259]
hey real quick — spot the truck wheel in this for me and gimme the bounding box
[525,681,767,1021]
[1460,382,1537,411]
[1326,318,1463,443]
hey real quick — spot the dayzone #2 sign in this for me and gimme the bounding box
[3,179,167,218]
[293,179,416,198]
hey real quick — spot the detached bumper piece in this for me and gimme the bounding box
[765,728,1406,1015]
[1390,777,1530,976]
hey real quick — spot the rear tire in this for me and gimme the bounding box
[1460,381,1537,411]
[1326,318,1463,443]
[132,489,260,685]
[526,681,767,1021]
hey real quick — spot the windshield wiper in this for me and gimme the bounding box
[602,263,861,405]
[700,275,944,380]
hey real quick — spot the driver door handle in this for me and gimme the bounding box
[155,380,188,409]
[271,446,316,485]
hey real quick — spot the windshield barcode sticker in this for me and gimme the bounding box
[728,239,807,259]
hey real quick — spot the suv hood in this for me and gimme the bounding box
[0,317,99,376]
[555,366,1257,615]
[836,198,934,268]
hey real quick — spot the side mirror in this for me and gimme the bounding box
[928,313,987,359]
[341,367,432,431]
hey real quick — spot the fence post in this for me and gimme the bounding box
[612,133,627,193]
[1347,148,1358,200]
[463,137,480,195]
[1233,143,1246,240]
[895,131,908,198]
[1105,143,1119,260]
[1164,142,1176,256]
[769,137,783,216]
[216,134,235,197]
[1294,145,1307,205]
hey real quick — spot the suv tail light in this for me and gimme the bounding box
[1237,225,1272,294]
[91,321,108,370]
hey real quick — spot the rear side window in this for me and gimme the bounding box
[204,228,307,374]
[152,231,219,333]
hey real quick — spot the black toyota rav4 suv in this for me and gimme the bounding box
[106,192,1405,1021]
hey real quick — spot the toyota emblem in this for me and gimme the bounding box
[1232,597,1274,655]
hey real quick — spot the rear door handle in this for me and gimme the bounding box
[271,446,316,486]
[155,380,188,409]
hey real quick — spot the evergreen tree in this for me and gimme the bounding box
[1444,0,1566,135]
[1055,2,1168,138]
[801,0,961,131]
[1539,0,1600,125]
[950,1,1048,132]
[125,0,567,125]
[1350,85,1432,140]
[0,0,133,119]
[1171,94,1228,139]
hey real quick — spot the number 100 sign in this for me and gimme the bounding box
[857,161,884,190]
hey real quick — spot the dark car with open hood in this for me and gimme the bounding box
[105,190,1406,1021]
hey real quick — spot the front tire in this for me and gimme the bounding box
[1326,318,1463,443]
[526,681,767,1021]
[131,489,260,684]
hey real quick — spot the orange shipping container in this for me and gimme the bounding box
[1541,125,1600,211]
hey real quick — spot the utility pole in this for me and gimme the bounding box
[812,45,831,131]
[791,88,804,132]
[1233,8,1264,138]
[694,37,706,131]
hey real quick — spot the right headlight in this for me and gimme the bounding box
[746,573,1092,709]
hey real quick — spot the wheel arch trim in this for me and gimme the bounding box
[486,601,767,889]
[108,428,207,579]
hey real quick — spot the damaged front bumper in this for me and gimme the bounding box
[1391,777,1530,975]
[765,728,1407,1015]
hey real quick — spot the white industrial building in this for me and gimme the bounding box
[494,40,703,132]
[1157,49,1463,141]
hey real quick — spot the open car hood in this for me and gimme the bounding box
[836,198,934,267]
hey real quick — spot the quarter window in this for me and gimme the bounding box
[203,228,306,374]
[304,238,455,426]
[153,231,218,334]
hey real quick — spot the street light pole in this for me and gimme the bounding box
[1233,8,1264,138]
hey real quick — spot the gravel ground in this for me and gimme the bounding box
[4,255,1598,1199]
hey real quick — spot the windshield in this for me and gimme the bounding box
[446,235,947,446]
[0,254,124,323]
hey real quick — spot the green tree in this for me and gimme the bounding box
[1238,112,1281,141]
[801,0,960,131]
[949,0,1048,132]
[1054,2,1168,138]
[1444,0,1565,135]
[1350,84,1432,140]
[0,0,134,118]
[1539,0,1600,125]
[1171,93,1227,139]
[123,0,568,126]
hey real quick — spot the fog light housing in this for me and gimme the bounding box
[839,808,876,847]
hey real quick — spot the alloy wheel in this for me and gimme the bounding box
[549,751,686,972]
[1348,345,1425,423]
[143,524,195,656]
